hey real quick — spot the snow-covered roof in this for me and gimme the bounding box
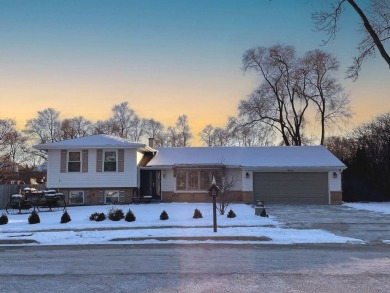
[34,134,155,152]
[146,146,346,170]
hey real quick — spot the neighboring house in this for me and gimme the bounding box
[34,135,155,205]
[35,134,346,206]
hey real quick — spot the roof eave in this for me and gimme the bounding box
[243,165,347,171]
[34,144,148,150]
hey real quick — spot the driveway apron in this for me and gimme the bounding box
[267,204,390,244]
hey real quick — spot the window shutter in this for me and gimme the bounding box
[60,150,67,173]
[82,150,88,173]
[96,149,103,172]
[98,190,104,203]
[118,149,124,172]
[119,190,125,203]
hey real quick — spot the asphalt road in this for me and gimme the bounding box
[1,244,390,293]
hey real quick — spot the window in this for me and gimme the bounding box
[69,191,84,204]
[188,171,199,190]
[200,170,211,190]
[176,169,222,191]
[104,151,117,172]
[68,152,81,172]
[176,170,186,190]
[105,190,119,204]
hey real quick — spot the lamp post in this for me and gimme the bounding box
[208,175,220,233]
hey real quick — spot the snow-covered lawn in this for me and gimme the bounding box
[344,202,390,215]
[0,203,362,246]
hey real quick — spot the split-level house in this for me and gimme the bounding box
[35,134,346,206]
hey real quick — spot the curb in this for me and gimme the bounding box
[110,236,272,242]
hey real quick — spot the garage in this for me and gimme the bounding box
[253,172,329,204]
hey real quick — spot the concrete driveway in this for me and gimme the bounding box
[267,204,390,244]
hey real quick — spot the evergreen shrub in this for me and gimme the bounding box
[60,210,71,223]
[160,210,169,220]
[28,210,40,224]
[193,208,203,219]
[227,209,236,218]
[0,213,8,225]
[125,209,136,222]
[108,207,125,221]
[89,212,106,222]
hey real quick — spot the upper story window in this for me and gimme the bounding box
[104,151,117,172]
[68,152,81,172]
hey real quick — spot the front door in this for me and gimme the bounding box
[140,170,161,200]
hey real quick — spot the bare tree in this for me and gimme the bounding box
[240,45,349,145]
[60,116,93,139]
[94,119,118,135]
[241,45,310,146]
[324,136,357,162]
[227,116,273,146]
[0,119,28,181]
[166,126,180,147]
[313,0,390,80]
[199,124,215,146]
[216,172,239,215]
[199,117,272,147]
[6,131,27,167]
[0,119,16,155]
[301,49,353,144]
[175,115,192,147]
[128,115,145,142]
[111,101,136,138]
[24,108,61,144]
[144,119,164,139]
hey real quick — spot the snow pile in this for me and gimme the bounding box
[344,202,390,215]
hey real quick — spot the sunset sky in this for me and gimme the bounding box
[0,0,389,145]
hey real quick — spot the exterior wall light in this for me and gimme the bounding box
[246,172,250,179]
[333,172,337,179]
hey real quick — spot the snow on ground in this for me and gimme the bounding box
[0,203,362,245]
[344,202,390,215]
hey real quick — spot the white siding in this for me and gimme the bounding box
[242,170,253,191]
[329,170,342,191]
[225,168,243,190]
[46,148,138,188]
[161,169,175,192]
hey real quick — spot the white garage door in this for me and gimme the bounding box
[253,172,329,204]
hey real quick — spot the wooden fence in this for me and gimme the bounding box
[0,184,46,210]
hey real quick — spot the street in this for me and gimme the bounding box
[1,244,390,292]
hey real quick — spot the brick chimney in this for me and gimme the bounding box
[148,137,154,148]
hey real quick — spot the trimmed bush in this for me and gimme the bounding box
[28,210,40,224]
[193,208,203,219]
[108,207,125,221]
[0,213,8,225]
[160,210,169,220]
[125,209,136,222]
[227,209,236,218]
[89,212,106,222]
[60,210,71,224]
